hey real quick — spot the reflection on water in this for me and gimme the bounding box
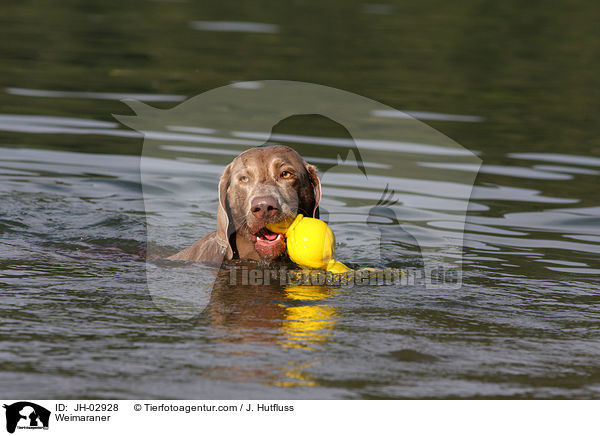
[5,87,187,102]
[371,109,484,123]
[279,286,338,351]
[509,153,600,167]
[205,269,337,387]
[189,21,280,33]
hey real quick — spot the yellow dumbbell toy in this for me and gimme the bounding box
[266,214,350,273]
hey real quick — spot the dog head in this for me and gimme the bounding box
[217,145,321,260]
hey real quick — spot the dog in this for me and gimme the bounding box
[168,145,321,263]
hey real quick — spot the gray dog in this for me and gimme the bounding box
[169,145,321,262]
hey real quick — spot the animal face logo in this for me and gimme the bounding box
[3,402,50,434]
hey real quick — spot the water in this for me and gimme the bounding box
[1,0,600,399]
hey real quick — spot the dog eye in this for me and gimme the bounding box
[239,175,249,183]
[280,171,293,179]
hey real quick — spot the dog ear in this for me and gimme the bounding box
[216,163,234,260]
[304,163,322,218]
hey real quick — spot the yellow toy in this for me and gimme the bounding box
[266,214,350,274]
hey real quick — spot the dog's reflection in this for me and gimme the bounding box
[278,285,338,350]
[206,265,339,386]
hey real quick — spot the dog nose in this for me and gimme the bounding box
[251,196,279,219]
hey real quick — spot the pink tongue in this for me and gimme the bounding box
[262,230,278,241]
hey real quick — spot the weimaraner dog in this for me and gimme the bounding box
[168,145,321,262]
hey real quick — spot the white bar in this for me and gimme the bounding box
[0,400,596,436]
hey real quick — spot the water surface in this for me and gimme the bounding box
[1,0,599,399]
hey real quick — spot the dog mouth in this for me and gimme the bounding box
[251,227,284,243]
[250,227,286,258]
